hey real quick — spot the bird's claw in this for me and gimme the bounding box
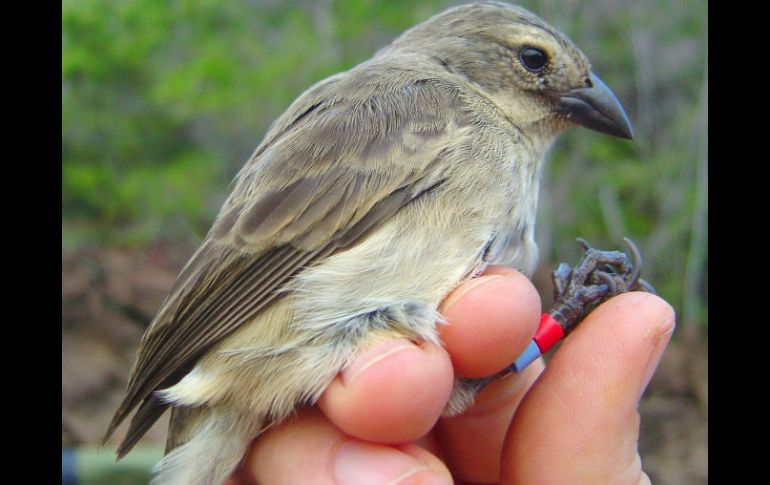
[550,237,654,333]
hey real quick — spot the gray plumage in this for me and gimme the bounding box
[103,2,633,484]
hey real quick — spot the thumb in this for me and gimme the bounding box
[501,292,675,485]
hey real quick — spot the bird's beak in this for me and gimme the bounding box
[557,73,633,139]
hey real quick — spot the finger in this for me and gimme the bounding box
[435,268,543,482]
[436,360,544,483]
[501,292,675,485]
[318,337,455,444]
[439,267,542,378]
[317,267,540,445]
[235,407,453,485]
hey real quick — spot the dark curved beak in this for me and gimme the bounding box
[557,73,633,140]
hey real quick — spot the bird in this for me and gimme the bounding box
[103,2,633,483]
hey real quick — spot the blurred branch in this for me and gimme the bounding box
[630,9,655,153]
[599,185,627,241]
[683,64,708,331]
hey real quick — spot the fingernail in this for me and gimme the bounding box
[640,305,676,393]
[335,441,445,485]
[440,274,503,312]
[342,339,416,385]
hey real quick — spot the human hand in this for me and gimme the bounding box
[227,266,675,485]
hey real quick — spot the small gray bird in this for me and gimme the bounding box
[103,2,634,483]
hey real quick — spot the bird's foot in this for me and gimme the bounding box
[460,238,655,399]
[550,237,655,333]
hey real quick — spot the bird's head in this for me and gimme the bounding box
[389,1,633,144]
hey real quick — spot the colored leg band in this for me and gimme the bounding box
[509,340,541,373]
[533,312,564,354]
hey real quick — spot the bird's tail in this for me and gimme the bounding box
[151,408,263,485]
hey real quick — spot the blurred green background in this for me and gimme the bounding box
[62,0,707,483]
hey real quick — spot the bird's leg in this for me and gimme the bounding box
[464,238,655,394]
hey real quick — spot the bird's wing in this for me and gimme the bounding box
[105,72,468,455]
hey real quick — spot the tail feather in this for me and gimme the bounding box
[165,405,199,454]
[151,409,262,485]
[115,394,170,459]
[103,371,186,452]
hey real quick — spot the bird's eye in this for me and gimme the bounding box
[519,47,548,72]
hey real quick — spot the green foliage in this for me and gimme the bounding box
[62,0,449,248]
[62,0,707,330]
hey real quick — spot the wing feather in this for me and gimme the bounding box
[104,73,467,452]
